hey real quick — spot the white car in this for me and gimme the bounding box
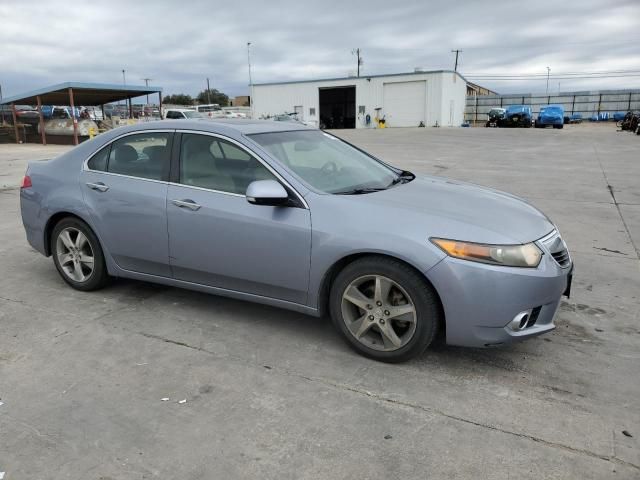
[163,109,204,120]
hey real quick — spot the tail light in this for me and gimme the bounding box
[21,175,32,189]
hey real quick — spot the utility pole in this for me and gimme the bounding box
[206,78,211,104]
[451,49,462,71]
[142,77,152,105]
[247,42,253,116]
[546,66,551,94]
[352,48,363,77]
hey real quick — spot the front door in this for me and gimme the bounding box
[80,130,173,276]
[167,132,311,304]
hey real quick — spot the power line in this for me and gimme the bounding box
[465,74,640,81]
[465,69,640,78]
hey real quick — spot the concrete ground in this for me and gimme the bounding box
[0,124,638,479]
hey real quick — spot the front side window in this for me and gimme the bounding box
[249,130,399,194]
[180,134,276,194]
[182,111,204,118]
[107,132,171,180]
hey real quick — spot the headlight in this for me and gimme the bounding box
[430,238,542,268]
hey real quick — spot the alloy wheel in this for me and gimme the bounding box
[56,227,95,283]
[340,274,417,352]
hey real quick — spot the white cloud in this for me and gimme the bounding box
[0,0,638,99]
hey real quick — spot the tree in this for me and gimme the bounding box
[162,94,193,106]
[196,88,229,106]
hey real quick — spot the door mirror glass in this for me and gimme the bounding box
[246,180,289,206]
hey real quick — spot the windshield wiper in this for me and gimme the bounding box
[334,187,388,195]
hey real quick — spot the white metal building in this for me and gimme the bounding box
[251,70,468,129]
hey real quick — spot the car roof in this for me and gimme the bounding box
[128,118,312,135]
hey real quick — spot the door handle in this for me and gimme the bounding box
[86,182,109,192]
[171,199,201,211]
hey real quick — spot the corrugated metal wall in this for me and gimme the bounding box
[465,90,640,123]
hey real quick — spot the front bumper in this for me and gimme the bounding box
[427,236,572,348]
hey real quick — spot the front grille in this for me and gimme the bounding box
[540,230,571,268]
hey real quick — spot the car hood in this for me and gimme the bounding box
[539,111,563,120]
[344,176,554,245]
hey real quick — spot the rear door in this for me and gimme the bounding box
[80,130,173,276]
[166,132,311,304]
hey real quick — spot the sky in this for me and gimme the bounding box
[1,0,639,102]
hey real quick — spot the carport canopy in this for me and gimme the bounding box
[0,81,163,145]
[0,81,162,107]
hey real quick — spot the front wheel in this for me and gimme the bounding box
[330,257,441,362]
[51,217,110,291]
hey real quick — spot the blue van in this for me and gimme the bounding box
[535,105,565,129]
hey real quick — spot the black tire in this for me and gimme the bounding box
[329,256,441,362]
[51,217,110,291]
[553,124,563,129]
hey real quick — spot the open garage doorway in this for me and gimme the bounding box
[319,86,355,129]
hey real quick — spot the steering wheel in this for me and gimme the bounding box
[321,161,338,176]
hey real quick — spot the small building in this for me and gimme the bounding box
[251,70,468,128]
[466,81,498,97]
[231,95,250,107]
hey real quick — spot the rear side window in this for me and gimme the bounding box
[87,145,110,171]
[107,132,172,181]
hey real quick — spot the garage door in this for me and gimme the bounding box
[383,81,426,127]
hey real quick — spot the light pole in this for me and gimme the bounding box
[121,70,126,110]
[142,78,152,105]
[247,42,253,117]
[546,67,550,94]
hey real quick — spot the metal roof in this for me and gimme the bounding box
[253,69,468,87]
[0,82,162,106]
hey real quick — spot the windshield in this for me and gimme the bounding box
[183,111,204,118]
[506,105,528,114]
[249,130,402,194]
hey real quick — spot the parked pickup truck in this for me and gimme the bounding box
[501,105,532,128]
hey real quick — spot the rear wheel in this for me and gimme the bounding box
[51,217,109,291]
[330,257,441,362]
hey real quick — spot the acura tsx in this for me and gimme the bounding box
[20,119,572,362]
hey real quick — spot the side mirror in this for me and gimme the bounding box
[246,180,289,206]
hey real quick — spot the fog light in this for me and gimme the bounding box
[507,310,533,331]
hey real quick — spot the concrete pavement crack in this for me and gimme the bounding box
[124,327,640,472]
[593,144,640,262]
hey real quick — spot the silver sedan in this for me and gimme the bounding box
[20,119,572,362]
